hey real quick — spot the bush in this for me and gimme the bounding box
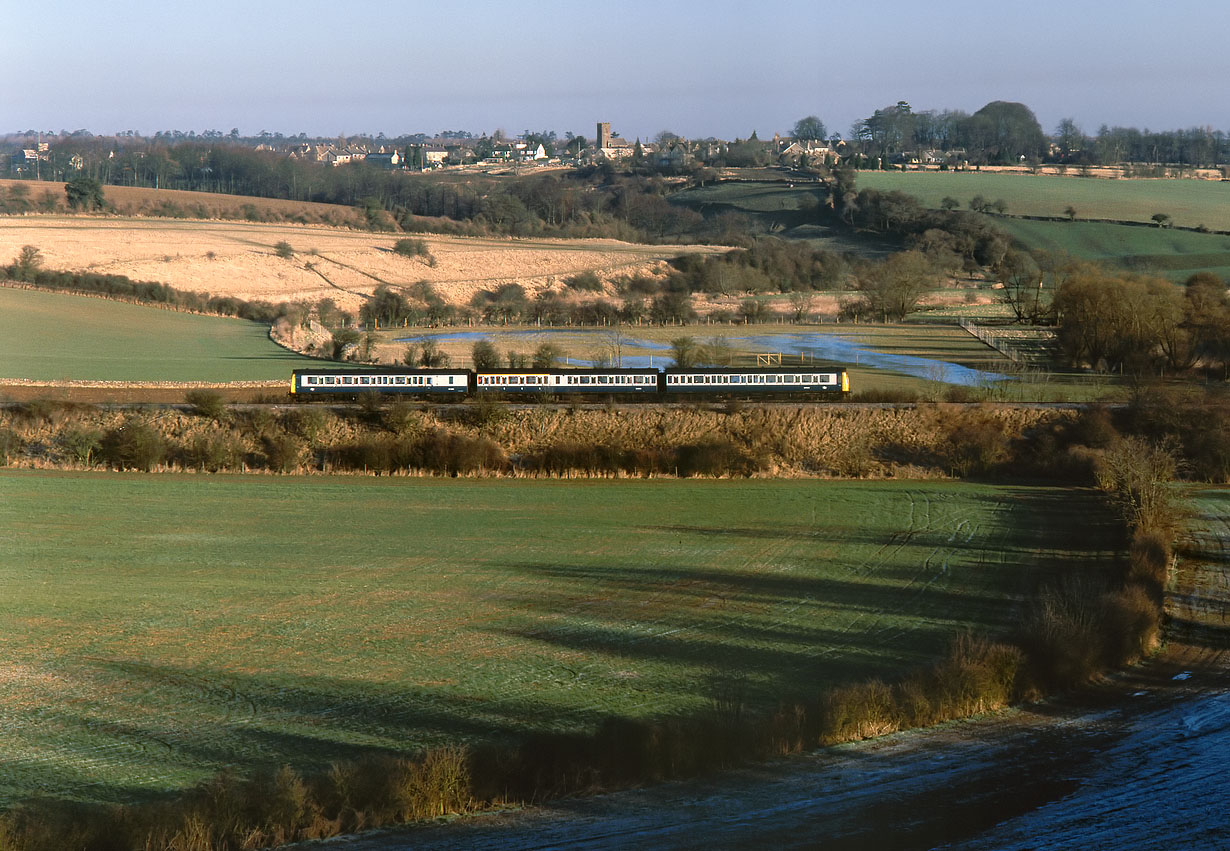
[0,428,20,465]
[674,440,762,477]
[58,428,102,467]
[411,430,507,476]
[1094,436,1183,534]
[1101,583,1162,666]
[1128,528,1171,592]
[274,241,295,259]
[393,238,435,266]
[184,389,227,420]
[263,433,304,472]
[470,340,501,370]
[819,679,898,744]
[101,419,167,471]
[1021,578,1109,688]
[183,434,240,472]
[389,747,471,820]
[563,271,603,292]
[939,409,1011,477]
[463,395,509,430]
[286,407,332,444]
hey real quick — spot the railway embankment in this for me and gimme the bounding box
[1,398,1063,479]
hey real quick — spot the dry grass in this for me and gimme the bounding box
[0,178,366,225]
[0,211,724,312]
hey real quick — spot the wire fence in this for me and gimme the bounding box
[959,319,1023,364]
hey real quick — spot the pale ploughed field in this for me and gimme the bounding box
[0,216,726,310]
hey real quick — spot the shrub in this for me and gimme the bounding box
[1094,436,1183,534]
[382,401,422,435]
[392,238,434,266]
[1101,583,1162,666]
[286,407,332,445]
[1021,578,1109,688]
[470,340,501,370]
[183,434,240,472]
[0,428,20,465]
[263,433,304,472]
[819,679,898,744]
[463,395,509,429]
[335,436,395,473]
[101,419,167,471]
[674,440,762,477]
[938,409,1010,477]
[418,339,450,367]
[58,428,102,467]
[389,747,471,820]
[563,271,603,292]
[1128,528,1171,592]
[274,241,295,259]
[184,389,227,420]
[12,399,60,423]
[411,430,506,475]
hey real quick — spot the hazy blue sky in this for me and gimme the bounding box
[5,0,1228,140]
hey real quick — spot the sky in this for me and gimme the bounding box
[5,0,1229,141]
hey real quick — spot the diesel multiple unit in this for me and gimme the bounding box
[291,366,849,397]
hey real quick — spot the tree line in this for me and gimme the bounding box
[848,99,1229,168]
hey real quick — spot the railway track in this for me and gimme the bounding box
[0,398,1093,414]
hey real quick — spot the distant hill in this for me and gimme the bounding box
[0,178,369,228]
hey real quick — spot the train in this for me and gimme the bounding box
[290,365,850,398]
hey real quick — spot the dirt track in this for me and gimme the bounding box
[299,497,1230,850]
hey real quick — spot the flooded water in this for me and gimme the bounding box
[393,329,1009,386]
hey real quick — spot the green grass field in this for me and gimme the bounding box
[856,171,1230,231]
[0,471,1117,806]
[0,287,320,381]
[993,219,1230,281]
[854,172,1230,280]
[668,181,891,255]
[670,182,825,213]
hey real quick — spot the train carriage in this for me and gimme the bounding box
[291,367,471,395]
[290,365,850,399]
[662,366,848,395]
[474,368,660,394]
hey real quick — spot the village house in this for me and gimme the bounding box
[776,137,834,165]
[364,150,402,169]
[654,142,692,170]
